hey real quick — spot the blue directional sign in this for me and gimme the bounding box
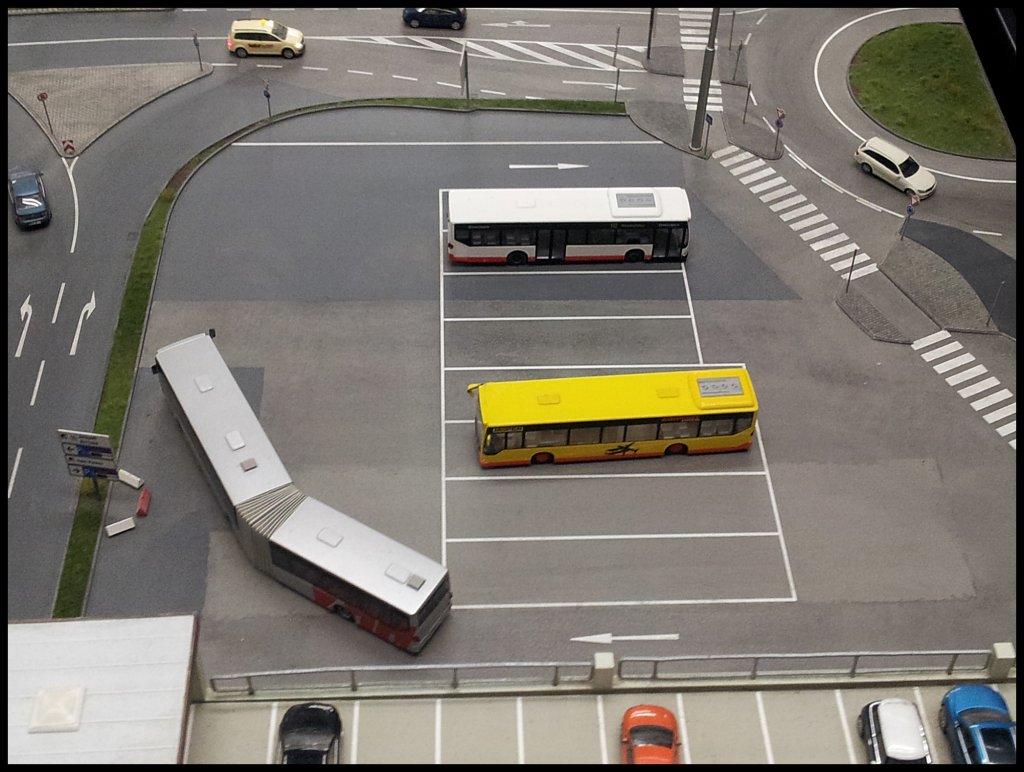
[58,429,118,479]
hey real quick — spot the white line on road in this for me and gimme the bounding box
[30,360,45,406]
[52,282,65,323]
[8,447,23,499]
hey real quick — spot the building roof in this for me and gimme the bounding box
[7,614,197,764]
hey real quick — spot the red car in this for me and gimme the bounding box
[621,704,681,764]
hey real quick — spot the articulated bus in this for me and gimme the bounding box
[447,187,691,265]
[466,368,757,467]
[152,331,451,653]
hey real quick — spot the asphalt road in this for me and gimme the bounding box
[7,9,1014,681]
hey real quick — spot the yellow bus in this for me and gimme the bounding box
[466,368,758,468]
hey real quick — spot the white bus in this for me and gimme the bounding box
[447,186,691,265]
[152,331,452,653]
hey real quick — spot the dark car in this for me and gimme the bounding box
[279,702,342,764]
[939,685,1016,764]
[402,8,467,30]
[857,698,932,764]
[7,168,51,229]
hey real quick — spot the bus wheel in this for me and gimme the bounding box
[507,251,528,266]
[531,452,554,465]
[625,249,644,262]
[665,443,687,455]
[336,606,354,621]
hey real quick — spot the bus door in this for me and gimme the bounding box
[535,229,566,261]
[653,225,686,259]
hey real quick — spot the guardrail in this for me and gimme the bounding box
[205,643,1015,701]
[617,649,995,681]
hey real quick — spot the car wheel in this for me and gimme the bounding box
[859,162,872,175]
[235,47,248,58]
[531,452,554,465]
[856,713,865,739]
[938,704,948,731]
[282,48,295,59]
[903,188,915,197]
[507,251,528,266]
[451,22,462,30]
[409,19,420,28]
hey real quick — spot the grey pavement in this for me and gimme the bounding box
[8,46,1015,346]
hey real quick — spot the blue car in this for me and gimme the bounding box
[939,684,1016,764]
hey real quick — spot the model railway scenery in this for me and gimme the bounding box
[152,331,452,653]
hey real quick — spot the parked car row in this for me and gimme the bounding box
[857,685,1015,765]
[277,690,1014,764]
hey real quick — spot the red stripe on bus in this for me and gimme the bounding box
[478,442,753,467]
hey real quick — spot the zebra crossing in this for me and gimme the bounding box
[678,7,714,51]
[912,330,1016,449]
[712,145,879,282]
[331,35,649,71]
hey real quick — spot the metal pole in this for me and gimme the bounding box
[729,10,735,50]
[742,84,751,124]
[733,40,744,81]
[646,8,655,60]
[688,8,721,152]
[613,26,622,102]
[263,80,272,119]
[192,28,203,71]
[41,100,55,137]
[844,248,857,293]
[985,280,1005,327]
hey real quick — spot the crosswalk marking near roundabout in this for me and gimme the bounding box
[912,330,1016,449]
[712,145,879,281]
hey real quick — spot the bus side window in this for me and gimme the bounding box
[660,418,699,439]
[502,228,534,246]
[625,423,658,441]
[505,431,524,449]
[615,226,653,244]
[525,428,568,447]
[567,228,587,244]
[588,228,615,244]
[734,414,754,432]
[482,431,505,455]
[601,425,625,443]
[699,417,736,436]
[569,426,602,445]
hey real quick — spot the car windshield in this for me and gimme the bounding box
[978,727,1016,763]
[961,708,1010,724]
[270,21,288,39]
[630,725,673,748]
[12,176,41,197]
[898,156,921,177]
[283,749,326,764]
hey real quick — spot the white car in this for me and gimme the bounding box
[857,698,932,764]
[854,136,936,199]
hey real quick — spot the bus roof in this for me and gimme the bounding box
[270,496,448,617]
[447,187,691,225]
[473,368,756,428]
[154,333,293,507]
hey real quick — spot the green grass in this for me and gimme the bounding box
[849,22,1014,159]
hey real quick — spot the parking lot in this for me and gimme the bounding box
[186,682,1017,764]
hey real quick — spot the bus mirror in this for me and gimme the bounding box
[466,383,480,394]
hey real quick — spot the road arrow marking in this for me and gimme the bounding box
[571,633,680,645]
[508,163,589,170]
[563,80,636,91]
[69,291,96,356]
[16,295,32,358]
[482,21,552,28]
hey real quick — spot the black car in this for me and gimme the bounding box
[402,8,467,30]
[279,702,342,764]
[7,167,51,229]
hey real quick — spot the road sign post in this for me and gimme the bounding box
[37,91,55,138]
[262,80,272,119]
[773,107,786,156]
[192,28,203,71]
[58,429,117,497]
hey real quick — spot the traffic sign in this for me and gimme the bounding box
[37,92,47,101]
[58,429,112,448]
[62,139,75,155]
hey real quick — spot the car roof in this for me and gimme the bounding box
[863,136,911,163]
[876,699,929,760]
[944,684,1011,715]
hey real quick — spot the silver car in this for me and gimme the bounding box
[858,698,932,764]
[854,136,937,199]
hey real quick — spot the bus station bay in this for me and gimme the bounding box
[90,108,1014,673]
